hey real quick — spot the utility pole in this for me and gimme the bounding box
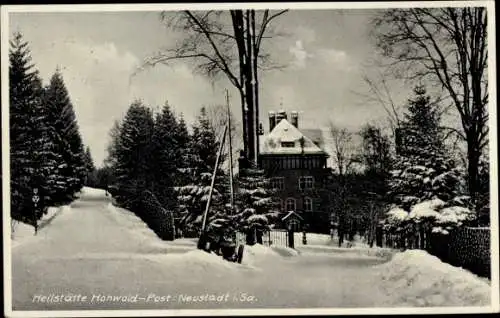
[227,90,235,213]
[200,125,228,235]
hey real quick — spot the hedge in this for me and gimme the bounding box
[137,190,175,241]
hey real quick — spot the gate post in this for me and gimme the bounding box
[287,225,295,249]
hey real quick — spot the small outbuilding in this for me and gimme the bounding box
[281,211,303,232]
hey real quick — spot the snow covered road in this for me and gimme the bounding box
[10,187,491,311]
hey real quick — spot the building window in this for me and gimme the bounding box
[281,141,295,148]
[286,198,296,212]
[271,177,284,190]
[304,197,313,212]
[299,176,314,189]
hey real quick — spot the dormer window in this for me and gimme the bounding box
[281,141,295,148]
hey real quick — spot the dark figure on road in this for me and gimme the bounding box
[338,226,344,247]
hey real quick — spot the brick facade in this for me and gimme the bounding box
[258,111,331,233]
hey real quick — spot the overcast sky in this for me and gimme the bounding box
[8,7,415,167]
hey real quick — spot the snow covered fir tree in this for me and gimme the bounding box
[385,86,476,242]
[175,106,229,238]
[233,162,280,245]
[9,33,88,225]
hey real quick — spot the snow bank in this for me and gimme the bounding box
[10,220,36,248]
[271,245,300,257]
[106,203,158,242]
[106,203,198,254]
[11,205,70,248]
[376,250,491,307]
[241,244,288,267]
[247,243,277,255]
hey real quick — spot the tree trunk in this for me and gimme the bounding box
[244,10,256,167]
[230,10,249,164]
[251,9,260,165]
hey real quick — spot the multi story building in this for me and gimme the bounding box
[258,110,331,233]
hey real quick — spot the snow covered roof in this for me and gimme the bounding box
[259,119,327,155]
[281,211,304,221]
[302,129,324,149]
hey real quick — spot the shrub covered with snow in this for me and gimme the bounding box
[386,207,409,224]
[383,197,476,236]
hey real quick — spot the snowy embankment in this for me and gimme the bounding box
[11,205,71,248]
[375,250,491,307]
[105,201,197,254]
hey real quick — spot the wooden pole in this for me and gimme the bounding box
[227,90,235,214]
[200,125,228,234]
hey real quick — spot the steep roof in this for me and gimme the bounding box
[259,119,327,155]
[302,128,324,149]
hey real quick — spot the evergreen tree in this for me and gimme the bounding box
[388,86,463,211]
[104,120,121,169]
[174,107,228,236]
[9,32,62,222]
[233,166,280,245]
[111,100,154,210]
[83,146,96,186]
[150,102,180,210]
[44,69,86,201]
[175,114,191,185]
[190,107,219,171]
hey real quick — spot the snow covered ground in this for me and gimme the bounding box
[11,205,71,249]
[376,250,491,307]
[9,187,493,312]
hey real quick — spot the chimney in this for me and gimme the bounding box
[276,109,287,125]
[291,111,298,128]
[269,111,276,132]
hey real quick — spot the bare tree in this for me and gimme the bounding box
[371,7,488,204]
[204,103,242,173]
[329,124,359,177]
[354,71,404,134]
[136,9,288,167]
